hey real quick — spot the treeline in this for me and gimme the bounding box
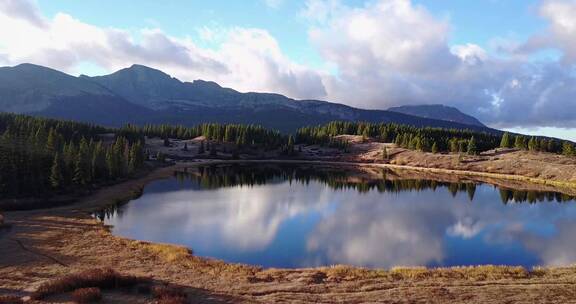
[0,113,145,199]
[499,132,574,156]
[296,121,575,156]
[120,123,286,149]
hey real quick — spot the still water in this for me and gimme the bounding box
[101,164,576,269]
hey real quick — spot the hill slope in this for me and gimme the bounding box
[0,63,494,133]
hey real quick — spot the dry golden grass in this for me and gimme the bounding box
[141,242,192,262]
[127,240,259,279]
[313,265,539,283]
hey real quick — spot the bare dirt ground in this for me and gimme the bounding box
[2,160,576,303]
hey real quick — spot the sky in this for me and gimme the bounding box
[0,0,575,140]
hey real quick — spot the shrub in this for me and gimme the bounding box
[152,285,188,304]
[71,287,102,303]
[31,268,145,300]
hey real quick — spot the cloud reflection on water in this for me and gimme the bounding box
[105,170,576,268]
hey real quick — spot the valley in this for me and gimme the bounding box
[3,1,576,302]
[2,160,576,303]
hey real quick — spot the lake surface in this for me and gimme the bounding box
[100,164,576,269]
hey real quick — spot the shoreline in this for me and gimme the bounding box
[2,159,576,302]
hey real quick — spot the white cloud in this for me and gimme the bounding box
[0,0,327,100]
[524,0,576,63]
[0,0,46,28]
[1,0,576,128]
[304,0,576,128]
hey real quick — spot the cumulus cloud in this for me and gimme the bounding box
[0,0,46,28]
[304,0,576,128]
[1,0,576,128]
[0,0,327,100]
[520,0,576,63]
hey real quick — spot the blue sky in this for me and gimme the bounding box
[35,0,549,69]
[1,0,576,140]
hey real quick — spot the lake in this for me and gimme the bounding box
[100,164,576,269]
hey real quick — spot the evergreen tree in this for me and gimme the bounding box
[467,137,478,155]
[563,141,576,156]
[431,142,439,154]
[500,132,511,148]
[73,154,88,186]
[50,153,64,190]
[514,136,527,150]
[528,137,538,151]
[46,128,59,153]
[106,148,116,179]
[382,146,389,160]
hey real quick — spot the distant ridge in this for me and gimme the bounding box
[0,63,495,133]
[388,104,485,127]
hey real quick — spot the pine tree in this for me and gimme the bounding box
[46,128,59,153]
[500,132,511,148]
[528,137,538,151]
[431,142,439,154]
[50,153,64,189]
[514,136,527,150]
[563,141,575,157]
[467,137,478,155]
[128,144,139,174]
[382,146,389,160]
[106,148,116,179]
[73,155,86,186]
[449,138,459,153]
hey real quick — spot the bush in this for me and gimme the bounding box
[152,285,188,304]
[71,287,102,303]
[31,268,145,300]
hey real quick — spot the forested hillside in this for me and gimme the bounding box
[2,114,575,201]
[297,121,576,156]
[0,113,145,199]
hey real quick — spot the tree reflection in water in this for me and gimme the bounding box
[96,164,576,269]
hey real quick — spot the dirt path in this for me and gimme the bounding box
[1,161,576,303]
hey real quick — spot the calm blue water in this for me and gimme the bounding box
[101,164,576,269]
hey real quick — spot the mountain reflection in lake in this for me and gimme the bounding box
[100,164,576,269]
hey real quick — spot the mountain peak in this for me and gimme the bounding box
[387,104,485,127]
[115,64,174,80]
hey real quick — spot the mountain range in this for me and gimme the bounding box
[0,63,492,133]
